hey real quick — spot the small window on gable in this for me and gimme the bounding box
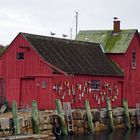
[131,51,136,69]
[91,80,100,90]
[17,52,24,60]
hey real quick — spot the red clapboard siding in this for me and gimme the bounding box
[2,34,52,78]
[0,33,124,109]
[51,75,123,109]
[3,31,140,109]
[5,78,20,107]
[107,32,140,107]
[1,34,53,109]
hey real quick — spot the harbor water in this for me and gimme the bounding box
[56,129,140,140]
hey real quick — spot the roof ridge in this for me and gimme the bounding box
[21,32,100,46]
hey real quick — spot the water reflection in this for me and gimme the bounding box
[56,129,140,140]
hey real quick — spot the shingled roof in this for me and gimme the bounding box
[76,29,137,53]
[21,32,123,76]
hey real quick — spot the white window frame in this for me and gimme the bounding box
[131,50,136,69]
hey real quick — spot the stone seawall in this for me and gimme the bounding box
[72,107,140,134]
[0,110,55,138]
[72,108,134,134]
[0,108,140,138]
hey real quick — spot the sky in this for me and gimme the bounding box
[0,0,140,45]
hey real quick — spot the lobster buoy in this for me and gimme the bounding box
[53,125,62,136]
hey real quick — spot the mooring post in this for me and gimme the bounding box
[84,100,94,133]
[106,97,115,131]
[32,100,40,134]
[122,98,131,129]
[12,101,20,135]
[55,99,68,135]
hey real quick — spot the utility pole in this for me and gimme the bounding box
[75,11,78,37]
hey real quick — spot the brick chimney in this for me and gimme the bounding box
[113,17,120,33]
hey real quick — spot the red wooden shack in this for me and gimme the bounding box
[76,19,140,107]
[0,32,123,109]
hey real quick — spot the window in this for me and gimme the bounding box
[17,52,24,60]
[91,80,100,90]
[42,80,46,88]
[131,51,136,68]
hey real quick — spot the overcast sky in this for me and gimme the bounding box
[0,0,140,45]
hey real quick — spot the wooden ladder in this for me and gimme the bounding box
[63,102,74,134]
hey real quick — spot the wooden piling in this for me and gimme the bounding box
[12,101,20,135]
[55,99,68,135]
[106,97,115,131]
[122,98,131,129]
[32,100,40,134]
[84,100,94,133]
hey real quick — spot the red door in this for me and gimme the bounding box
[20,78,36,108]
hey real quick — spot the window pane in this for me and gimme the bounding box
[17,52,24,60]
[91,80,100,90]
[131,51,136,68]
[42,80,46,88]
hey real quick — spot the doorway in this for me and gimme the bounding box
[20,78,36,108]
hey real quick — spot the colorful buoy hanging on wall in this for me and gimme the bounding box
[52,80,119,105]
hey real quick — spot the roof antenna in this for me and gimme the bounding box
[75,11,78,37]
